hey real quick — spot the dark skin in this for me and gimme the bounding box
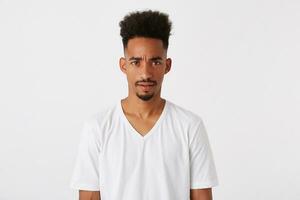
[119,37,171,136]
[79,37,213,200]
[79,190,101,200]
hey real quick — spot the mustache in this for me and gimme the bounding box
[135,80,157,85]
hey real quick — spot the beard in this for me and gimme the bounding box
[136,92,154,101]
[134,80,158,101]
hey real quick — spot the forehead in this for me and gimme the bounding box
[125,37,166,57]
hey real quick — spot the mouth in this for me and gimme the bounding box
[137,84,155,90]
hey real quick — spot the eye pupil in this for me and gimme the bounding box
[130,60,162,67]
[154,61,161,65]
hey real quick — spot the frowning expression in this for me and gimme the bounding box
[119,37,172,101]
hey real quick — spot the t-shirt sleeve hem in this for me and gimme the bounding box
[69,182,100,191]
[190,180,219,189]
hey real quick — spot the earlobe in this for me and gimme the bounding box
[165,58,172,74]
[119,57,127,73]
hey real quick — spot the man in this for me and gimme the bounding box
[70,10,219,200]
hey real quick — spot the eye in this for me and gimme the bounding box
[130,61,139,66]
[153,61,162,66]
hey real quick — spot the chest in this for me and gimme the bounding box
[98,127,190,200]
[100,123,189,172]
[124,115,158,136]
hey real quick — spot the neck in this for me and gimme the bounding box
[121,95,166,119]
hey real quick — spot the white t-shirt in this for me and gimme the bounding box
[70,99,219,199]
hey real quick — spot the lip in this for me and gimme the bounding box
[137,84,155,86]
[137,84,155,90]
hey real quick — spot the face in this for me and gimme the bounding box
[119,37,172,101]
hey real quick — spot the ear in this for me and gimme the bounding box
[165,58,172,74]
[119,57,127,74]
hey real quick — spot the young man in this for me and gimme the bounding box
[70,10,219,200]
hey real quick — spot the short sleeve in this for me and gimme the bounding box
[69,118,101,191]
[189,118,219,189]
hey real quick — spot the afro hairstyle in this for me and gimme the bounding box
[119,10,172,50]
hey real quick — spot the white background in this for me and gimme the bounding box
[0,0,299,199]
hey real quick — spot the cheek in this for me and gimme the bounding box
[156,72,165,82]
[126,74,138,87]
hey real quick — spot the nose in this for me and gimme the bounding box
[139,60,153,78]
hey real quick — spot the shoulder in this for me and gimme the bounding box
[83,101,118,131]
[167,100,204,126]
[79,101,119,147]
[166,100,207,145]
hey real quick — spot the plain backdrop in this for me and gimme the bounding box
[0,0,299,199]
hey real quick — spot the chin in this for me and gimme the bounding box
[136,92,155,101]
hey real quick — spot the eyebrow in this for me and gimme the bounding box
[128,56,163,61]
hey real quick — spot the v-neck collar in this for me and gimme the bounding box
[117,99,169,140]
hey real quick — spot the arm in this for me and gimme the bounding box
[79,190,101,200]
[189,119,218,200]
[190,188,213,200]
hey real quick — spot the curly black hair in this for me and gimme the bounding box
[119,10,172,50]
